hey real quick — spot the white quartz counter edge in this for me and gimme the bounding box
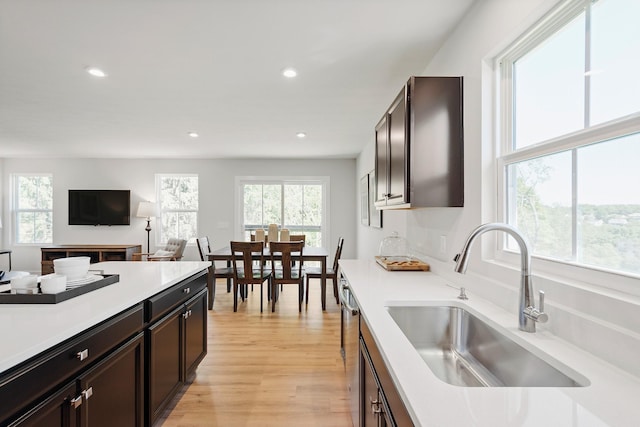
[340,259,640,427]
[0,261,210,373]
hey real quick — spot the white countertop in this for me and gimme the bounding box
[340,259,640,427]
[0,261,210,373]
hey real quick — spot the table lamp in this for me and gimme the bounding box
[136,201,158,253]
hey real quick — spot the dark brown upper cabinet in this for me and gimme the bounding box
[374,76,464,209]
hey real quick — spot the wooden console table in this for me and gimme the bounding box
[41,244,142,274]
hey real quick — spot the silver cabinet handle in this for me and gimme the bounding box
[370,397,382,415]
[70,395,82,409]
[183,287,191,294]
[76,349,89,361]
[82,387,93,401]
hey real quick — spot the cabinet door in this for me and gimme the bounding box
[77,333,144,427]
[361,341,381,427]
[8,382,77,427]
[184,289,208,378]
[147,306,183,424]
[387,88,407,205]
[374,114,389,205]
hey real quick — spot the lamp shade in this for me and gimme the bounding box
[136,201,158,218]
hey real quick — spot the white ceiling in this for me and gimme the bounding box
[0,0,474,160]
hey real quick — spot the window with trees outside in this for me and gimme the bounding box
[238,177,327,248]
[12,174,53,244]
[498,0,640,278]
[156,174,198,244]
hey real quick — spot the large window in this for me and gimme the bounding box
[238,177,328,248]
[156,174,198,244]
[12,174,53,244]
[498,0,640,277]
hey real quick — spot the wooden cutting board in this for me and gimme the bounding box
[375,256,430,271]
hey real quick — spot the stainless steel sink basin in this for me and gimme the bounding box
[385,305,588,387]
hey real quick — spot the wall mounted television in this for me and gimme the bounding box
[68,190,131,226]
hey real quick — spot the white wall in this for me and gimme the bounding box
[357,0,559,261]
[3,158,356,273]
[356,0,640,377]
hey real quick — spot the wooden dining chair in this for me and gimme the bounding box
[197,236,233,309]
[305,237,344,306]
[269,241,305,312]
[230,241,271,312]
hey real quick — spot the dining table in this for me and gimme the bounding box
[207,246,330,310]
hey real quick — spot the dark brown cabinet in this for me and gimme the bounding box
[8,382,76,427]
[361,346,383,426]
[375,76,464,209]
[77,333,144,427]
[0,270,208,427]
[147,306,182,423]
[146,272,207,425]
[184,291,207,377]
[6,321,144,427]
[360,320,413,427]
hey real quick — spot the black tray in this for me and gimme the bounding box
[0,274,119,304]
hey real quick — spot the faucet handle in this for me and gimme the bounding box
[523,290,549,324]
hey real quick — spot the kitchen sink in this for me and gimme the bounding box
[385,305,589,387]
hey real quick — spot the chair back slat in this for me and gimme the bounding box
[230,241,266,285]
[289,234,306,245]
[269,241,304,284]
[196,236,211,261]
[332,237,344,271]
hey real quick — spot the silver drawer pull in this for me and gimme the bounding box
[183,287,191,294]
[76,349,89,361]
[82,387,93,400]
[70,395,82,409]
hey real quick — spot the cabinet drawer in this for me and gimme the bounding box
[145,271,207,324]
[0,304,144,424]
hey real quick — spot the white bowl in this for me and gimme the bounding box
[54,257,90,280]
[11,274,38,291]
[40,274,67,294]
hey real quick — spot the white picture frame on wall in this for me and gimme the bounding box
[360,174,369,226]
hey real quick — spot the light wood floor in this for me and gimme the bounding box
[156,279,352,427]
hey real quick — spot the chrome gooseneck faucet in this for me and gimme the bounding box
[453,223,548,332]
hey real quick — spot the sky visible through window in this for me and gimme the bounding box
[514,0,640,207]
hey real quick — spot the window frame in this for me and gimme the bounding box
[155,173,199,245]
[495,0,640,292]
[235,176,330,248]
[11,173,54,245]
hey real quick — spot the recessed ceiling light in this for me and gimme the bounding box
[282,68,298,78]
[85,67,107,78]
[296,132,307,138]
[188,132,199,138]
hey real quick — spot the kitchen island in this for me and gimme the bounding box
[340,259,640,426]
[0,261,210,426]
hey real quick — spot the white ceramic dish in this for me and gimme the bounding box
[66,274,103,288]
[11,274,38,291]
[40,274,67,294]
[54,257,90,280]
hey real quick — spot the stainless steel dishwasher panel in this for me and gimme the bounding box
[340,277,360,427]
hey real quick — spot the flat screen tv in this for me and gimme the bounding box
[69,190,131,226]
